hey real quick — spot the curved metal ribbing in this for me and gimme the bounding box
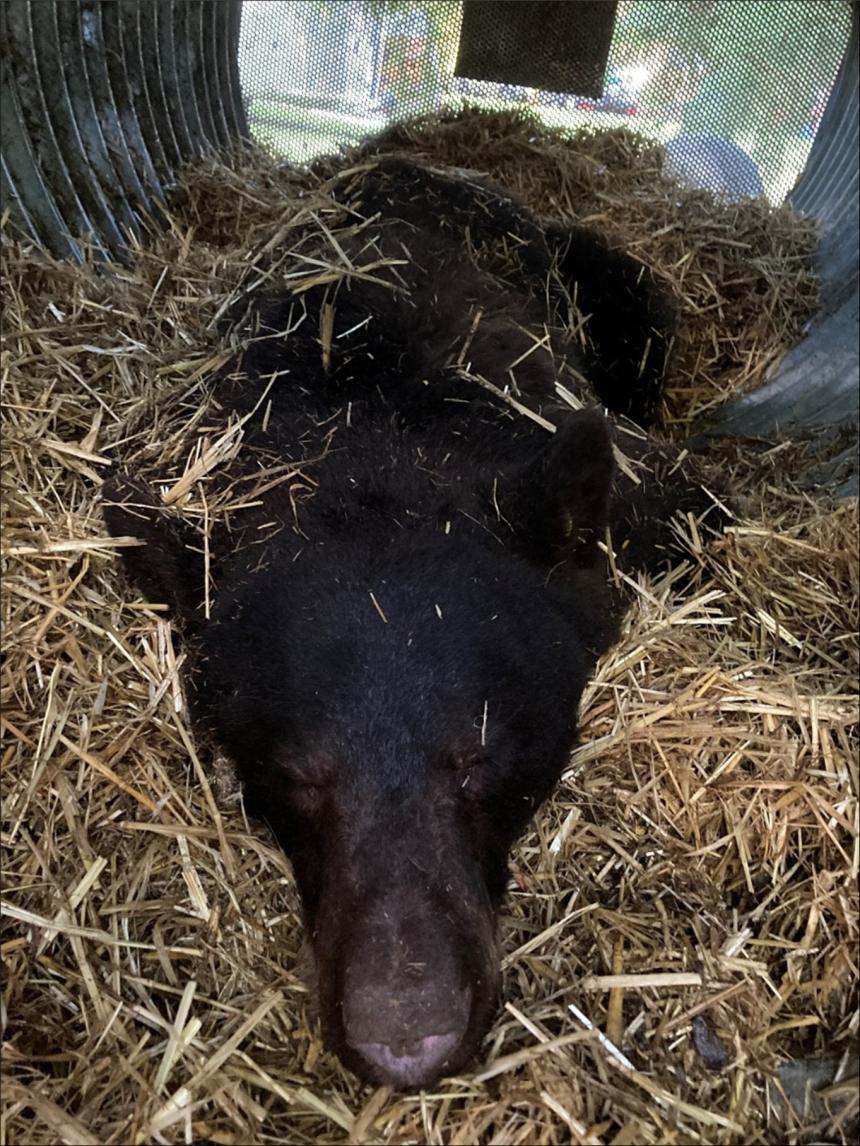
[713,2,859,492]
[0,0,249,263]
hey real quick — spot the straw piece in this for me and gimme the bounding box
[148,991,282,1134]
[583,972,704,990]
[3,1082,101,1146]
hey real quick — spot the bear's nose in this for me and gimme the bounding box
[350,1030,461,1087]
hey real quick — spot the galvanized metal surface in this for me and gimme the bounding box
[713,2,859,492]
[0,0,248,263]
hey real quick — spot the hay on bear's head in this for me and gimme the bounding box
[1,109,857,1145]
[316,105,820,432]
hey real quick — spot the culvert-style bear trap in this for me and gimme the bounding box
[1,4,858,1145]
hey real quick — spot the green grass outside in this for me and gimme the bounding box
[249,100,386,164]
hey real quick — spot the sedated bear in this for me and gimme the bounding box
[103,157,720,1088]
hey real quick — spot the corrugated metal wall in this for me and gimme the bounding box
[0,0,248,263]
[1,0,857,488]
[714,0,859,493]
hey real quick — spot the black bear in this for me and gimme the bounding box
[103,158,719,1088]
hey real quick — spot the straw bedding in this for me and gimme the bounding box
[2,108,857,1145]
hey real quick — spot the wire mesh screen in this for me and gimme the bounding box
[238,0,852,203]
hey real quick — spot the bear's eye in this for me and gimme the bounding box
[448,749,490,795]
[287,775,328,791]
[274,752,334,807]
[280,774,331,817]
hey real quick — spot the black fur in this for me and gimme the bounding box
[103,158,720,1088]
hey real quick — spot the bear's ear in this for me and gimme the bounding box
[102,472,204,622]
[501,408,615,566]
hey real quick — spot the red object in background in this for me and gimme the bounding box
[574,93,637,116]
